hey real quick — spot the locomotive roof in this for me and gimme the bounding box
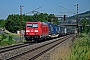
[26,21,48,25]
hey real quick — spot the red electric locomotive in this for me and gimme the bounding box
[24,21,49,42]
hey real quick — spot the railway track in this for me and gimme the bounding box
[0,43,32,53]
[0,42,35,60]
[5,34,75,60]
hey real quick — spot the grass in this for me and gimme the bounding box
[68,33,90,60]
[48,35,72,60]
[0,38,17,46]
[0,33,24,46]
[48,33,90,60]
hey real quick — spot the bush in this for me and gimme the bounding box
[0,34,17,46]
[79,33,85,38]
[68,33,90,60]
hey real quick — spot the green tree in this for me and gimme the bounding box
[37,13,48,22]
[5,14,21,33]
[80,18,90,33]
[48,14,59,25]
[5,14,35,33]
[5,13,60,33]
[0,19,5,28]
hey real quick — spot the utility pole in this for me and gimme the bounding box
[20,5,24,41]
[63,14,66,21]
[75,4,79,36]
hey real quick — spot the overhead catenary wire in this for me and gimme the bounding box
[49,0,76,15]
[26,6,42,14]
[9,0,43,15]
[49,0,63,14]
[60,6,75,14]
[45,0,60,13]
[9,0,35,11]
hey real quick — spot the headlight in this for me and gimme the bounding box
[26,30,30,32]
[35,30,38,32]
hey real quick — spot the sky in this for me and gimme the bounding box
[0,0,90,19]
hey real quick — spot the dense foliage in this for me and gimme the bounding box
[5,13,59,33]
[0,33,16,46]
[68,33,90,60]
[0,19,5,28]
[80,18,90,33]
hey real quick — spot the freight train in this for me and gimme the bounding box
[24,21,74,42]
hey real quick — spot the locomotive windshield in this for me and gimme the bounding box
[27,24,32,28]
[27,24,38,28]
[33,24,38,28]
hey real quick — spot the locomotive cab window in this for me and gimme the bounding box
[33,24,38,28]
[27,24,32,28]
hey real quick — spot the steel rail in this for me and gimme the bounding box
[0,43,32,53]
[5,34,74,60]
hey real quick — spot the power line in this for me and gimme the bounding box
[9,0,43,14]
[26,6,42,14]
[49,0,76,15]
[9,0,32,11]
[45,0,60,13]
[34,6,42,11]
[60,6,75,14]
[49,0,63,14]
